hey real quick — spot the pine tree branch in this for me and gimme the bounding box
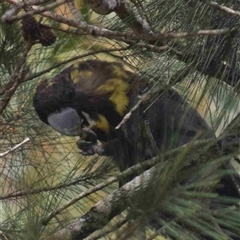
[47,161,171,239]
[3,0,240,91]
[47,131,240,239]
[3,0,236,41]
[4,0,240,93]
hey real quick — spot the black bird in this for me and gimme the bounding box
[33,60,240,237]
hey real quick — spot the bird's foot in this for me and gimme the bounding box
[77,127,104,156]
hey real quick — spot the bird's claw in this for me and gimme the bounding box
[77,139,95,155]
[77,127,104,156]
[77,139,104,156]
[80,127,98,143]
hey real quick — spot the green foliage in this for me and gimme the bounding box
[1,0,240,239]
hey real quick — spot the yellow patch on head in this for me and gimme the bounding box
[70,67,80,84]
[112,64,129,79]
[71,65,93,84]
[95,114,110,133]
[97,78,130,116]
[81,70,93,78]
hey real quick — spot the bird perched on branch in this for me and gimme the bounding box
[33,60,240,198]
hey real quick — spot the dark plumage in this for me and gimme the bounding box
[33,60,240,199]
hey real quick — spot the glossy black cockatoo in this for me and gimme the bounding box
[33,60,240,199]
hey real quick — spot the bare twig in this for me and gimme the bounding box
[5,0,52,6]
[3,0,240,95]
[0,231,9,240]
[203,0,240,17]
[0,175,100,200]
[115,91,152,129]
[130,0,153,31]
[3,0,70,23]
[67,0,83,22]
[114,0,152,35]
[0,137,30,158]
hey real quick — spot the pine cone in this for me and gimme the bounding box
[21,15,39,41]
[38,24,56,46]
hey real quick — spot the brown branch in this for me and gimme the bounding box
[2,0,70,23]
[0,42,32,114]
[114,0,152,35]
[0,138,30,158]
[3,0,121,38]
[131,0,153,28]
[3,0,235,42]
[3,0,240,92]
[51,19,235,41]
[44,131,207,225]
[67,0,83,22]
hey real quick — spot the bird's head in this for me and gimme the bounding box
[33,60,142,140]
[33,72,87,136]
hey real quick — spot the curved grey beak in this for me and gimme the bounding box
[48,107,82,136]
